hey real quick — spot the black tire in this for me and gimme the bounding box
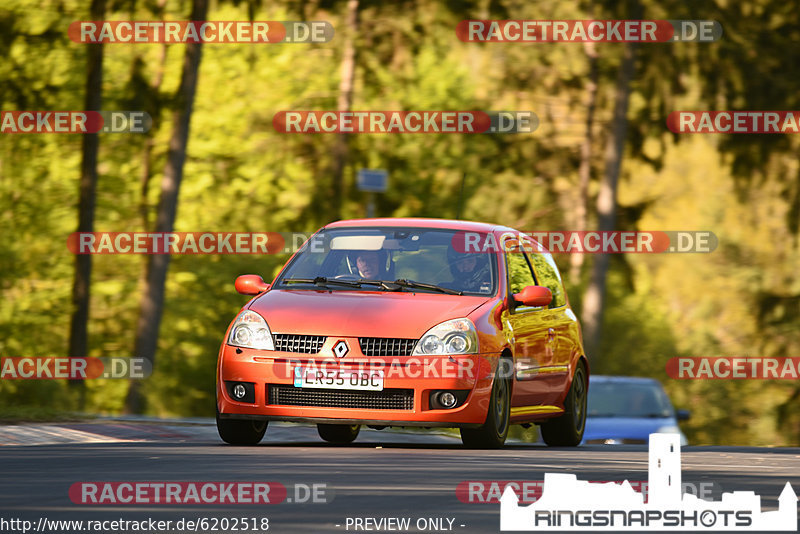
[216,410,267,446]
[541,360,587,447]
[460,358,511,449]
[317,423,361,444]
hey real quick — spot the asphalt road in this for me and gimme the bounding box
[0,420,798,534]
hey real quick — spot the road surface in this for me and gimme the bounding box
[0,419,797,533]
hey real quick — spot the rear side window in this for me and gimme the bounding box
[528,252,566,308]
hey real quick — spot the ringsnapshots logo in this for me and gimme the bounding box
[500,433,797,531]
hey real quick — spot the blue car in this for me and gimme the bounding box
[582,375,690,445]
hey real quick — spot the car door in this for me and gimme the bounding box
[527,250,575,396]
[502,244,561,408]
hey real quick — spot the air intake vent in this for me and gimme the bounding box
[272,334,326,354]
[359,337,417,357]
[268,385,413,410]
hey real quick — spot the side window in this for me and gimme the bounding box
[528,252,566,308]
[506,247,536,295]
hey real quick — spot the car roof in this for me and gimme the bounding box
[325,217,509,233]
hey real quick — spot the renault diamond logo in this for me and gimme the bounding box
[333,340,349,359]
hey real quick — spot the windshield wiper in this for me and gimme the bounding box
[392,279,462,295]
[282,277,400,291]
[282,277,460,294]
[357,279,403,291]
[282,277,363,289]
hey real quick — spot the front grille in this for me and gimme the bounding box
[359,337,417,357]
[268,385,414,410]
[273,334,326,354]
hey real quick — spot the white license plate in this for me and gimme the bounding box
[294,367,384,391]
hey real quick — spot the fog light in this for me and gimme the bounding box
[428,389,469,410]
[438,391,457,409]
[225,381,255,403]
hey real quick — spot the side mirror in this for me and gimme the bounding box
[676,409,691,421]
[513,285,552,307]
[235,275,270,295]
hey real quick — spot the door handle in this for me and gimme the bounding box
[547,327,556,342]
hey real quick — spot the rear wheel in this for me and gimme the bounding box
[460,359,511,449]
[317,424,361,444]
[216,410,267,446]
[541,360,587,446]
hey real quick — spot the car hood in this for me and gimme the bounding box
[247,289,490,338]
[583,416,680,441]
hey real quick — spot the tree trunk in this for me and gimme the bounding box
[124,0,208,413]
[68,0,106,405]
[569,41,599,287]
[330,0,359,221]
[139,0,168,229]
[580,41,637,364]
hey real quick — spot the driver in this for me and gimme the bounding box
[355,250,381,279]
[344,250,387,280]
[446,249,490,293]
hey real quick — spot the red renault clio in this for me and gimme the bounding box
[216,218,588,448]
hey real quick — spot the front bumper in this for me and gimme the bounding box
[216,341,498,426]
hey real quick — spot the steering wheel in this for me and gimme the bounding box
[333,274,360,280]
[433,260,464,280]
[436,261,490,289]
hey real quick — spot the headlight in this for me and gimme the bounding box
[227,310,275,350]
[412,318,478,355]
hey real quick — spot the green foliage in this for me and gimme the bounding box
[1,0,798,446]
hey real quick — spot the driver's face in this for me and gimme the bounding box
[456,255,477,273]
[356,251,380,279]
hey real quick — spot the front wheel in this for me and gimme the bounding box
[541,360,587,446]
[216,410,268,445]
[317,424,361,444]
[460,359,511,449]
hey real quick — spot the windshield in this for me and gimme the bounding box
[587,380,674,418]
[274,227,497,296]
